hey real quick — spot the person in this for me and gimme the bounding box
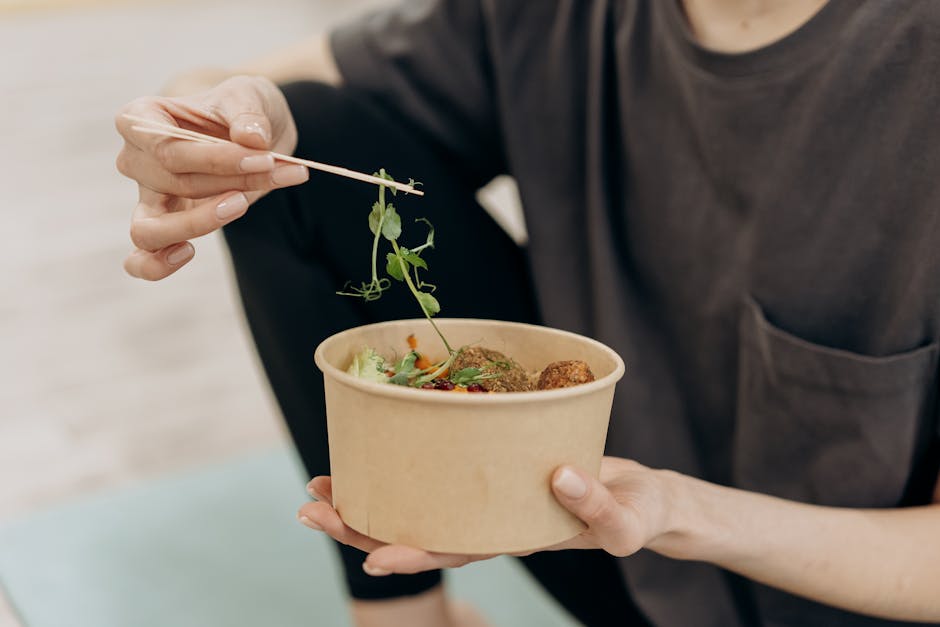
[114,0,940,625]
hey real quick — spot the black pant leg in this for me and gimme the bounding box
[518,550,652,627]
[221,81,538,600]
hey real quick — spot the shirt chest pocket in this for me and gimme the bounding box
[733,297,938,507]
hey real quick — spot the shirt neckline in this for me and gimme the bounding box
[659,0,857,79]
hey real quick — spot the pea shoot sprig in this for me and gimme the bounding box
[338,170,458,381]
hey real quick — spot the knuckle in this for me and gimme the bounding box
[243,173,267,191]
[184,209,210,238]
[115,97,146,125]
[250,75,277,97]
[129,220,156,251]
[116,97,160,131]
[152,140,174,170]
[175,173,198,198]
[115,150,130,177]
[584,495,619,527]
[605,539,634,558]
[207,150,231,175]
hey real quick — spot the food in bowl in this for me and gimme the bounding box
[337,170,596,393]
[347,335,596,392]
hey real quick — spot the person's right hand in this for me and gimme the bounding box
[115,75,309,280]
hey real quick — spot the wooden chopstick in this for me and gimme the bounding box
[122,113,424,196]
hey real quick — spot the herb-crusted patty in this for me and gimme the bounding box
[536,360,595,390]
[451,347,534,392]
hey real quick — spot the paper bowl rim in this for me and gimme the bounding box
[314,318,626,405]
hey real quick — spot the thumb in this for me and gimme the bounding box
[207,77,275,149]
[552,466,636,556]
[206,75,289,151]
[227,110,272,150]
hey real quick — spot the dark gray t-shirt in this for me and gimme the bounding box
[331,1,940,625]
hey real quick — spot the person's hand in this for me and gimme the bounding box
[297,457,676,576]
[115,75,308,280]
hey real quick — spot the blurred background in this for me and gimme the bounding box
[0,0,542,625]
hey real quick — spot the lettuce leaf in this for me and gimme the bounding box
[346,347,388,383]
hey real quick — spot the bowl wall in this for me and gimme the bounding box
[314,319,625,553]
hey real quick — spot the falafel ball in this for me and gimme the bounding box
[536,360,595,390]
[451,346,534,392]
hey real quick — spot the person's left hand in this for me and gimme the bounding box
[297,456,677,576]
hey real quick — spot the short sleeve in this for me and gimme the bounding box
[330,0,505,185]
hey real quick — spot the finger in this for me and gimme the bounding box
[510,532,598,556]
[599,456,646,482]
[130,191,253,252]
[364,544,490,576]
[552,466,637,557]
[123,242,194,281]
[162,78,275,150]
[296,501,385,554]
[306,476,333,505]
[115,97,179,152]
[213,78,277,149]
[116,96,272,173]
[118,145,308,198]
[227,110,272,150]
[153,139,275,176]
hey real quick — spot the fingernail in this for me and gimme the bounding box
[166,243,194,266]
[306,483,320,500]
[298,515,323,531]
[362,562,391,577]
[239,154,275,173]
[216,192,248,220]
[554,468,587,499]
[271,165,309,186]
[242,121,270,144]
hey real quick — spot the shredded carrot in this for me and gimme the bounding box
[407,334,418,350]
[451,386,468,393]
[415,355,432,370]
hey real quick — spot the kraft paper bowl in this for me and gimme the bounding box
[313,318,625,554]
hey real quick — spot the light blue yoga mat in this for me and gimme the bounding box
[0,449,578,627]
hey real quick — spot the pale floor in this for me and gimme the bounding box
[0,0,391,622]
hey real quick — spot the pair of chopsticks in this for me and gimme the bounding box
[122,113,424,196]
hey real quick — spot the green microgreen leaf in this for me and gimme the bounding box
[450,367,482,385]
[386,252,406,281]
[388,351,419,385]
[368,202,382,236]
[339,169,455,356]
[448,365,503,385]
[400,247,427,270]
[416,291,440,316]
[382,204,401,241]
